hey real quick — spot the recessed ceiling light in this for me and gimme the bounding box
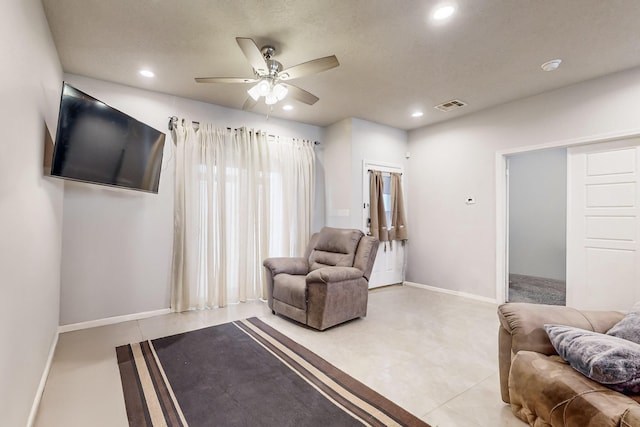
[411,111,424,118]
[541,59,562,71]
[282,104,294,111]
[139,69,155,78]
[432,5,456,20]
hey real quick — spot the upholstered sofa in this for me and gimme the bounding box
[263,227,378,331]
[498,303,640,427]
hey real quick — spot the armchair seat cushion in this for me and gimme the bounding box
[273,274,307,310]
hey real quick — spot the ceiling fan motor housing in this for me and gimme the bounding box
[260,45,275,59]
[259,46,282,77]
[266,59,283,77]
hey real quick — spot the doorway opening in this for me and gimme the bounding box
[506,148,567,305]
[496,131,640,309]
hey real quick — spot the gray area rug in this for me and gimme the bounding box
[116,317,429,427]
[508,273,566,306]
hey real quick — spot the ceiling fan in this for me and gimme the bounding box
[195,37,339,110]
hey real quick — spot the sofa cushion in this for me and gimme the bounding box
[545,324,640,394]
[509,351,640,427]
[607,301,640,344]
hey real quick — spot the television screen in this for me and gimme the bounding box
[50,83,165,193]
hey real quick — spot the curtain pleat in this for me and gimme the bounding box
[389,172,408,242]
[170,123,194,312]
[170,122,314,311]
[369,171,389,243]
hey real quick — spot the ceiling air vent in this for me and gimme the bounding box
[434,99,467,112]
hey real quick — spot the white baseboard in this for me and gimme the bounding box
[403,281,498,304]
[58,308,171,333]
[27,330,59,427]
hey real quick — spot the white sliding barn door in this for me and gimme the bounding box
[567,139,640,311]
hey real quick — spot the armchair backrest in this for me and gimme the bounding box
[308,227,364,271]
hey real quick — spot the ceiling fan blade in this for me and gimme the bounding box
[282,83,319,105]
[195,77,258,84]
[279,55,339,80]
[242,96,258,111]
[236,37,268,74]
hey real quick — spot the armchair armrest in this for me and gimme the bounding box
[497,302,623,403]
[263,257,309,276]
[306,267,363,284]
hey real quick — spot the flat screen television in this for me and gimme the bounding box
[50,82,165,193]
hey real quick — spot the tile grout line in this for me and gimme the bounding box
[135,319,146,342]
[419,370,499,420]
[39,287,522,427]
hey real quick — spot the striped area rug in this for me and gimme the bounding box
[116,317,429,427]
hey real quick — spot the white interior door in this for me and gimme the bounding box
[567,138,640,311]
[363,160,405,288]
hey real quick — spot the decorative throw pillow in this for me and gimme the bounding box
[607,301,640,344]
[545,324,640,394]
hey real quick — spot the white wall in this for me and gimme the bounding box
[508,148,566,281]
[321,118,353,228]
[407,65,640,299]
[351,118,409,229]
[321,118,408,229]
[59,74,323,325]
[0,0,64,425]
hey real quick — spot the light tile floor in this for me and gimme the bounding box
[34,285,527,427]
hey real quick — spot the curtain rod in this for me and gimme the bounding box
[368,169,403,175]
[168,116,320,145]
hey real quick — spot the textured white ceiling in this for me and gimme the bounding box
[41,0,640,130]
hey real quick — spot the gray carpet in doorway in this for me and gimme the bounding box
[508,273,566,306]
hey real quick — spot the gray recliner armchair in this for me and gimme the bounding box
[263,227,379,331]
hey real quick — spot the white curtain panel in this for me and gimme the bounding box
[171,121,315,311]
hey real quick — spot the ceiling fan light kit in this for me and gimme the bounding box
[196,37,339,110]
[271,84,288,102]
[248,80,288,104]
[247,80,270,100]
